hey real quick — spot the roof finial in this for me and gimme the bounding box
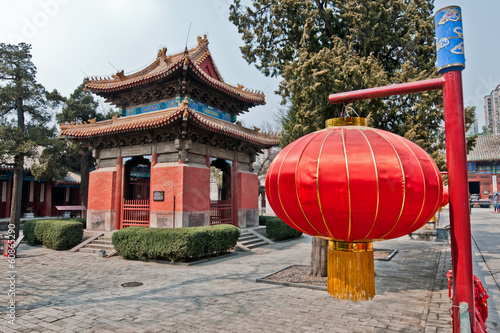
[112,70,125,81]
[197,34,208,47]
[157,47,167,58]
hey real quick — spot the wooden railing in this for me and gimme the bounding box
[122,199,150,228]
[210,200,232,225]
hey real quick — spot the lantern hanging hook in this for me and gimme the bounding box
[341,104,360,118]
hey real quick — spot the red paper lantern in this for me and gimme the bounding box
[266,117,446,300]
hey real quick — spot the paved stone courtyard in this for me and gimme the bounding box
[2,233,452,333]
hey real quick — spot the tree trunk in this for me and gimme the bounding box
[10,97,25,240]
[310,237,328,277]
[10,157,23,240]
[80,147,90,208]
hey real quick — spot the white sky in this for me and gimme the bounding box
[0,0,498,129]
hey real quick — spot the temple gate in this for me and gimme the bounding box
[60,35,279,231]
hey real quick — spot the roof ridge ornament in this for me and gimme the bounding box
[196,34,208,47]
[157,47,167,58]
[112,70,126,81]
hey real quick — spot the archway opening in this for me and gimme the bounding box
[122,156,151,228]
[209,158,232,225]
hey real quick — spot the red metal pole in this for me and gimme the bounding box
[231,160,238,227]
[328,77,444,104]
[442,70,475,329]
[114,156,123,230]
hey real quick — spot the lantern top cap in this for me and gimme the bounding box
[326,117,367,128]
[435,5,461,14]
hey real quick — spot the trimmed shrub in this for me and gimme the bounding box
[112,224,240,262]
[43,221,83,250]
[23,220,40,245]
[266,217,302,241]
[72,218,86,228]
[258,215,276,226]
[22,220,83,250]
[34,220,53,244]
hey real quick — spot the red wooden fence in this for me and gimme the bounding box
[210,200,232,225]
[122,199,150,228]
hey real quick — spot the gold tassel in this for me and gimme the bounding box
[327,240,375,301]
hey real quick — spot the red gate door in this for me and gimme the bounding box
[210,200,232,225]
[122,199,150,228]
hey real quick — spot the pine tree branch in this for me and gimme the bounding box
[314,0,334,41]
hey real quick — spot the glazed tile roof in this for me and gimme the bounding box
[1,147,43,171]
[59,100,281,148]
[0,149,81,184]
[84,35,265,105]
[467,135,500,161]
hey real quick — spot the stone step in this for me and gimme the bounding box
[241,238,265,246]
[92,240,112,245]
[98,237,112,242]
[238,235,258,241]
[246,241,270,249]
[79,248,105,254]
[85,244,115,250]
[236,228,275,251]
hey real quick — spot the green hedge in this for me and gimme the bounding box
[112,224,240,262]
[258,215,276,226]
[266,218,302,241]
[23,219,83,250]
[22,220,39,245]
[73,218,86,227]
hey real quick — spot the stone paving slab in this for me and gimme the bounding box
[0,232,453,332]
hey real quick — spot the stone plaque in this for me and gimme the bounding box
[153,191,164,201]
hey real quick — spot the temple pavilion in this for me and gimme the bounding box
[60,35,280,231]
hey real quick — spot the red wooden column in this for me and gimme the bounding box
[152,153,158,167]
[231,160,238,227]
[150,152,157,208]
[114,156,123,230]
[44,182,52,217]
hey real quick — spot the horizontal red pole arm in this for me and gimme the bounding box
[329,77,445,104]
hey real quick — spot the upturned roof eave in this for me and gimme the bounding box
[59,106,280,148]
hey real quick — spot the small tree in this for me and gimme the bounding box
[56,83,101,208]
[0,43,60,239]
[56,83,120,208]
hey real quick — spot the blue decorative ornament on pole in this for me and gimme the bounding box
[435,6,465,74]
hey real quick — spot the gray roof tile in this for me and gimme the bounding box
[467,135,500,161]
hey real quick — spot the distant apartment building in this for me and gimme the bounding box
[466,118,478,137]
[484,85,500,135]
